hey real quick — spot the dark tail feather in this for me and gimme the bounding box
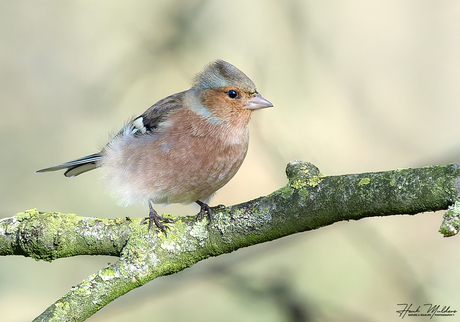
[36,153,102,177]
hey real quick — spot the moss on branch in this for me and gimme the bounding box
[1,161,460,321]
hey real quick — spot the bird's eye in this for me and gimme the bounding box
[227,90,238,99]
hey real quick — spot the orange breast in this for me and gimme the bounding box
[101,107,251,206]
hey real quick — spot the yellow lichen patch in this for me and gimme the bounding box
[99,267,118,281]
[307,176,323,187]
[290,179,306,190]
[358,178,371,185]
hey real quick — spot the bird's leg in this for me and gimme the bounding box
[148,202,174,230]
[195,200,213,224]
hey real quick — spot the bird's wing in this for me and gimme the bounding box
[36,91,187,177]
[129,91,186,135]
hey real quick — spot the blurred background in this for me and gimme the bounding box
[1,1,460,321]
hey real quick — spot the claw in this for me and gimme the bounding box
[148,203,173,231]
[195,200,213,225]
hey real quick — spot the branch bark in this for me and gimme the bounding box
[1,161,460,321]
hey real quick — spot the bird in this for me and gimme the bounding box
[36,60,273,230]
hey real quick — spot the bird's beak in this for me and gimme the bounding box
[245,93,273,110]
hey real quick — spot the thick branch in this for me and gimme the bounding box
[2,162,460,321]
[0,212,129,260]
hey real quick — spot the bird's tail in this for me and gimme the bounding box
[36,153,102,177]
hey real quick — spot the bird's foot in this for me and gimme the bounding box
[195,200,212,224]
[195,201,225,225]
[146,204,174,231]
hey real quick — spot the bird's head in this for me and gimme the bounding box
[192,60,273,121]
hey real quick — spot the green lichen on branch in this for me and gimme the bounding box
[2,161,460,321]
[439,201,460,237]
[0,209,130,260]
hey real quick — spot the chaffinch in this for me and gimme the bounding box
[37,60,273,230]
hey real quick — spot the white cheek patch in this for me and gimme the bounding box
[192,102,221,124]
[186,91,223,125]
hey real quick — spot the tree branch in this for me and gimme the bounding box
[2,161,460,321]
